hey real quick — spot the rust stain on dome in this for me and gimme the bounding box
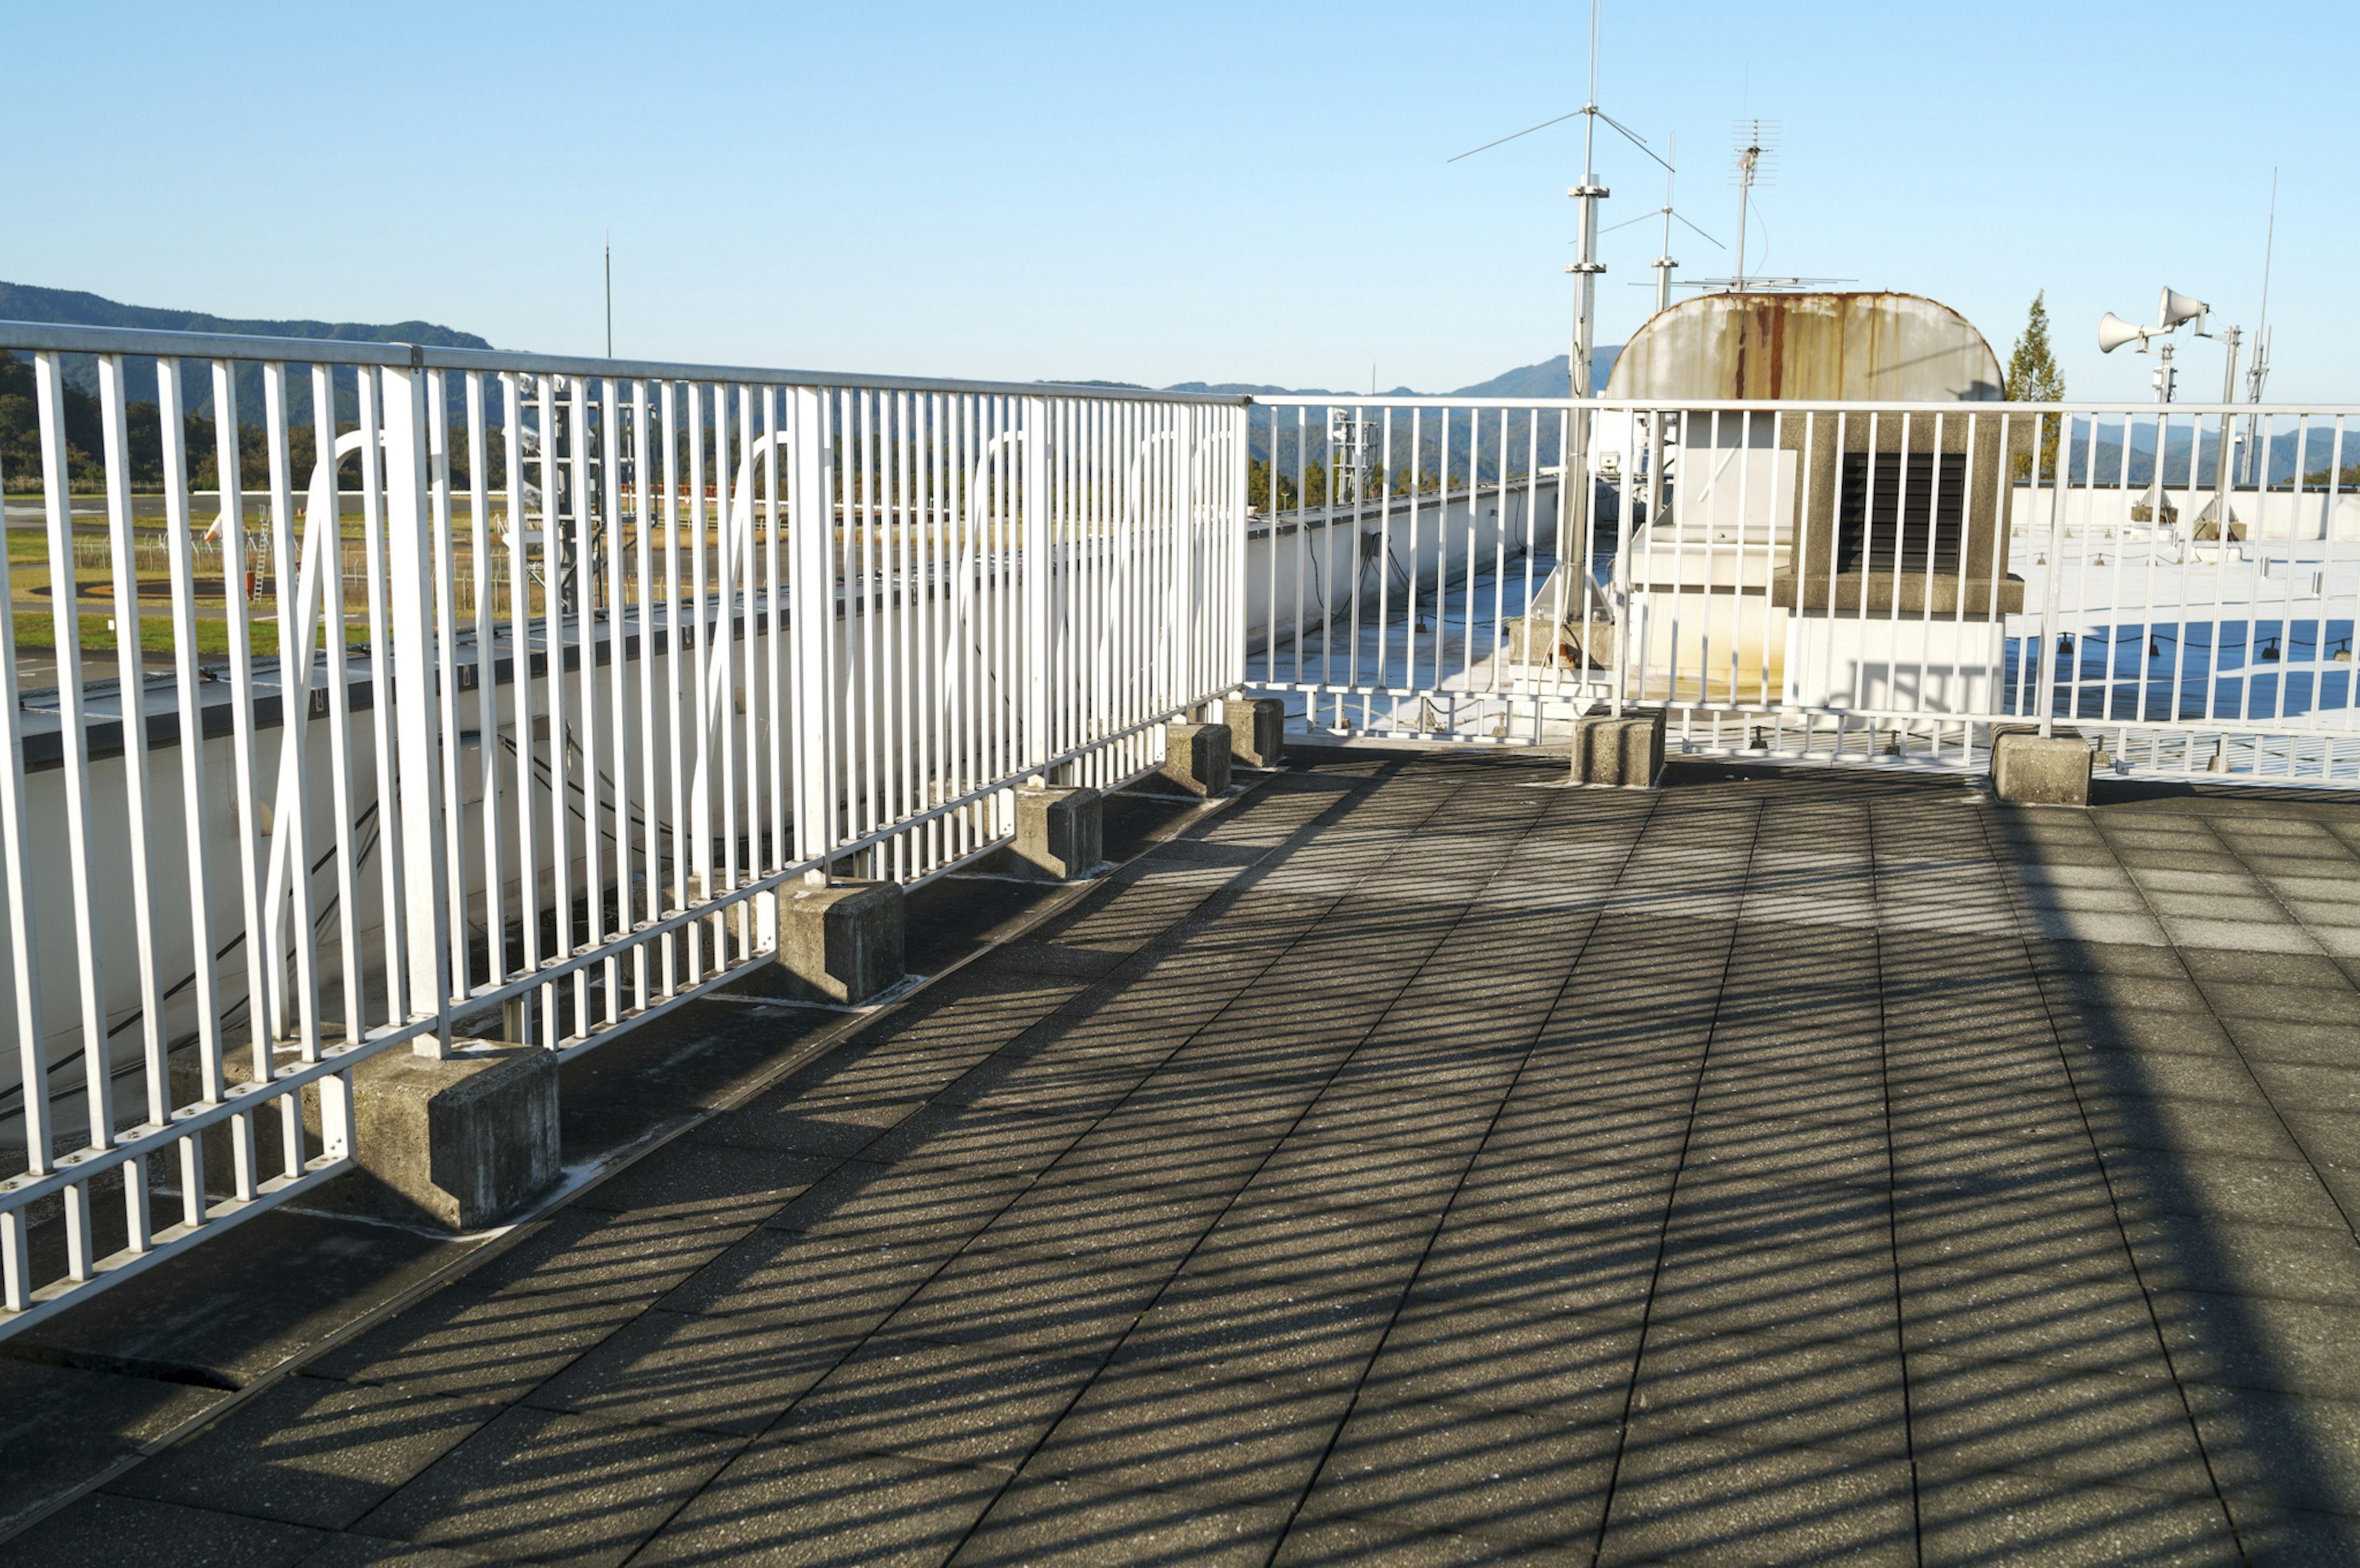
[1604,291,2004,402]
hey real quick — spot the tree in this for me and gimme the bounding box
[2004,292,2066,480]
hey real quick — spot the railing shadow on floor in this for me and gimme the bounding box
[4,754,2356,1561]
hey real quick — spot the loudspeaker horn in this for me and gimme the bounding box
[2160,288,2208,330]
[2098,313,2147,354]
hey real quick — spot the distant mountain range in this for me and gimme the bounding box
[1,281,1623,412]
[0,281,492,423]
[1143,348,1621,401]
[1133,354,1621,480]
[0,282,491,355]
[2077,420,2352,491]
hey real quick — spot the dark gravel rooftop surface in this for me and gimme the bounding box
[7,749,2360,1566]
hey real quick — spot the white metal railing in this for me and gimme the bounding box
[0,321,1246,1334]
[1243,395,2360,781]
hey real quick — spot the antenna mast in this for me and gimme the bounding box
[1441,0,1680,634]
[1445,0,1673,392]
[2241,169,2278,484]
[1565,0,1607,399]
[1729,120,1776,291]
[1651,133,1678,315]
[2252,168,2277,399]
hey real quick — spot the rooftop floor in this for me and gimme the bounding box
[10,751,2360,1565]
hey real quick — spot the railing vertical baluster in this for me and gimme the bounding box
[211,363,269,1097]
[1291,404,1305,692]
[33,352,112,1151]
[604,376,631,1017]
[384,358,451,1053]
[355,366,399,1038]
[791,386,831,875]
[658,381,682,995]
[96,356,168,1131]
[1237,403,1255,697]
[683,381,708,972]
[429,372,466,1014]
[504,373,541,1037]
[468,372,504,1019]
[313,363,366,1053]
[763,385,787,882]
[634,379,659,998]
[2035,406,2069,739]
[0,391,47,1185]
[155,358,221,1124]
[2267,414,2308,731]
[1023,394,1051,779]
[581,375,611,1001]
[716,387,742,946]
[63,1180,92,1280]
[1607,400,1629,720]
[1797,407,1819,721]
[573,377,606,1021]
[2328,417,2353,727]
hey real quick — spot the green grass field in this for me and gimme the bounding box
[7,610,280,659]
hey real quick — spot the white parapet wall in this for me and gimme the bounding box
[2012,484,2360,543]
[1782,613,2006,717]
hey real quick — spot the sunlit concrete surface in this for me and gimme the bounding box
[9,751,2360,1565]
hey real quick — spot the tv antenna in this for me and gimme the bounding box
[1447,0,1670,399]
[1669,121,1847,292]
[1731,119,1774,289]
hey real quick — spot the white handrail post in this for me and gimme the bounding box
[1021,394,1050,783]
[1229,402,1249,692]
[790,386,833,881]
[2036,406,2069,740]
[1593,404,1629,718]
[385,356,454,1057]
[0,421,46,1194]
[1174,408,1195,710]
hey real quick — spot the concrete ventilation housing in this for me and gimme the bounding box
[1599,291,2023,715]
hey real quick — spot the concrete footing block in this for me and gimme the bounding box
[1570,708,1666,787]
[175,1041,562,1230]
[1009,785,1103,880]
[340,1046,560,1230]
[1991,727,2092,806]
[1160,722,1233,797]
[1221,697,1285,769]
[766,879,905,1003]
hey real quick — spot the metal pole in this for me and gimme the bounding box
[1566,0,1605,399]
[2243,327,2270,486]
[1652,132,1677,317]
[1734,138,1755,290]
[2214,327,2240,535]
[1559,4,1603,638]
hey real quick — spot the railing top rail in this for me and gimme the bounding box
[1248,391,2360,415]
[0,320,1250,407]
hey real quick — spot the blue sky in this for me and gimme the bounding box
[10,1,2354,401]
